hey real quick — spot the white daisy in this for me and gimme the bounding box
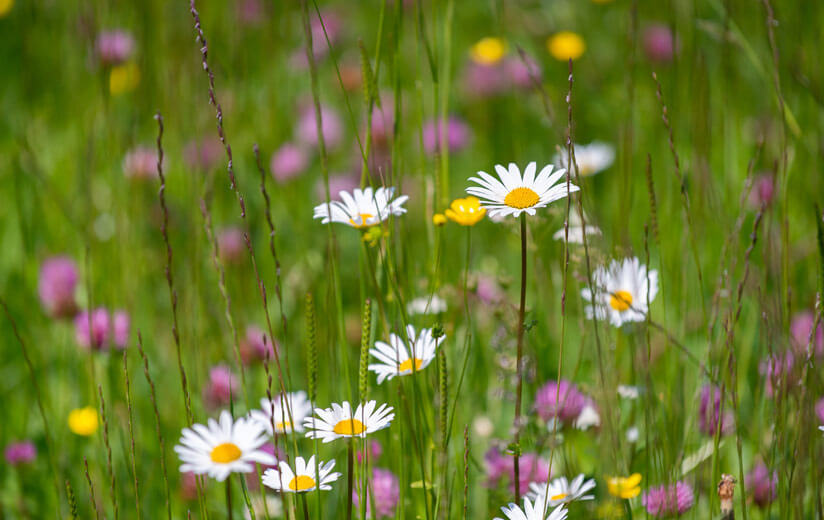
[552,141,615,177]
[303,401,394,443]
[495,497,568,520]
[527,474,596,506]
[617,384,640,400]
[407,295,447,315]
[174,410,275,482]
[262,455,341,493]
[313,187,408,228]
[581,257,659,327]
[466,162,579,220]
[573,404,601,431]
[369,325,444,384]
[552,210,601,244]
[249,391,313,435]
[626,426,640,443]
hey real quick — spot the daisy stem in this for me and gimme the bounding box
[514,213,528,502]
[226,478,233,520]
[346,439,355,520]
[300,493,310,520]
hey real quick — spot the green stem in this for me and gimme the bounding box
[513,214,528,502]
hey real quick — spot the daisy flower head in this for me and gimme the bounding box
[174,410,275,481]
[527,474,596,506]
[582,257,659,327]
[466,162,579,220]
[444,196,486,226]
[262,455,341,493]
[249,391,313,435]
[552,210,601,245]
[303,401,394,443]
[495,496,568,520]
[313,187,408,228]
[369,325,444,384]
[552,142,615,177]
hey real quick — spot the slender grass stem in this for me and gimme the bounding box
[346,439,355,520]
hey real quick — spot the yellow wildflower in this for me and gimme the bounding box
[432,213,447,226]
[444,196,486,226]
[109,62,140,95]
[470,37,506,66]
[68,406,99,436]
[0,0,13,17]
[547,32,586,61]
[606,473,642,499]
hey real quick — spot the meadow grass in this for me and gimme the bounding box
[1,0,823,518]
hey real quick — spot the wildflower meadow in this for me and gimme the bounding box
[3,0,824,518]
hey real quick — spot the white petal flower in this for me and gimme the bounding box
[466,162,579,220]
[552,142,615,177]
[581,257,659,327]
[249,391,313,435]
[174,410,275,482]
[495,496,568,520]
[313,187,408,228]
[369,325,444,384]
[262,456,341,493]
[407,295,447,315]
[527,474,597,507]
[303,401,394,443]
[617,385,640,400]
[573,404,601,430]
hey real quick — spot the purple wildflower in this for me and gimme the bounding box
[203,364,239,408]
[240,325,277,364]
[38,256,78,319]
[270,143,309,183]
[534,379,588,424]
[183,137,223,171]
[745,461,777,508]
[748,174,775,210]
[112,310,130,349]
[790,311,823,357]
[353,468,400,518]
[642,481,695,517]
[485,446,551,494]
[816,397,824,424]
[759,351,796,397]
[5,441,37,465]
[422,116,471,156]
[698,384,734,436]
[297,104,343,151]
[217,227,245,265]
[643,24,678,63]
[75,308,111,350]
[123,146,159,180]
[96,30,135,66]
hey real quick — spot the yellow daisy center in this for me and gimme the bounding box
[504,187,540,209]
[333,418,367,435]
[609,290,633,311]
[349,213,374,228]
[551,493,568,501]
[275,421,292,431]
[399,358,424,373]
[210,442,242,464]
[288,475,317,492]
